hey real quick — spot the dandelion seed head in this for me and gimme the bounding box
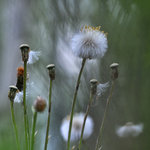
[28,51,41,64]
[71,25,108,59]
[14,91,23,103]
[60,113,94,141]
[116,122,143,137]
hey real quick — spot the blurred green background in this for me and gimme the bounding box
[0,0,150,150]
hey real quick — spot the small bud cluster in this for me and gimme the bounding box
[34,96,46,112]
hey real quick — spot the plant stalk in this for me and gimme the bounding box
[95,81,115,150]
[67,58,86,150]
[44,79,53,150]
[31,111,37,150]
[78,92,93,150]
[10,101,20,150]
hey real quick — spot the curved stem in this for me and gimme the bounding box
[67,58,86,150]
[23,61,30,150]
[10,101,20,150]
[31,111,37,150]
[95,81,115,150]
[44,79,53,150]
[78,92,93,150]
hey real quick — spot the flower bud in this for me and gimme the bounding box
[8,85,18,102]
[90,79,98,95]
[46,64,55,80]
[20,44,30,62]
[110,63,119,80]
[34,96,46,112]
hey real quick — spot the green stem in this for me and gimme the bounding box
[44,79,53,150]
[78,92,93,150]
[23,61,30,150]
[67,58,86,150]
[31,111,37,150]
[95,81,115,150]
[10,101,20,150]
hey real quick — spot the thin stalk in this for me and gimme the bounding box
[44,79,53,150]
[67,58,86,150]
[95,81,115,150]
[10,101,20,150]
[31,111,37,150]
[78,92,93,150]
[23,61,29,150]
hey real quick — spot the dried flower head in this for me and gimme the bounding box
[71,25,108,59]
[90,79,98,95]
[34,96,47,112]
[16,66,24,91]
[8,85,18,102]
[46,64,55,80]
[60,113,94,141]
[20,44,30,62]
[116,122,143,137]
[110,63,119,80]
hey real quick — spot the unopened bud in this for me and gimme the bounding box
[20,44,30,62]
[110,63,119,80]
[90,79,98,95]
[46,64,55,80]
[34,96,46,112]
[8,85,18,102]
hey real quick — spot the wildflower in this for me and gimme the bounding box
[116,122,143,137]
[34,96,47,112]
[60,113,94,141]
[71,25,108,59]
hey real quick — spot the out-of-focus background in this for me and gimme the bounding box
[0,0,150,150]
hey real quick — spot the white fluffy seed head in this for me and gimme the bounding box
[116,122,143,137]
[71,26,108,59]
[97,82,109,96]
[60,112,94,142]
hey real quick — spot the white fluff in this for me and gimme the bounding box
[71,26,108,59]
[14,91,23,103]
[60,112,94,141]
[116,122,143,137]
[28,51,41,64]
[97,82,109,96]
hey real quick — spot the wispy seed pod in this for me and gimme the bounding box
[90,79,98,95]
[34,96,46,112]
[8,85,18,102]
[20,44,30,62]
[110,63,119,80]
[46,64,55,80]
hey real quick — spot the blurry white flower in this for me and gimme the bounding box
[116,122,143,137]
[71,25,108,59]
[14,91,23,103]
[97,82,109,96]
[28,51,41,64]
[60,113,94,141]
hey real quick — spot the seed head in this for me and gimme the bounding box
[34,96,46,112]
[8,85,18,102]
[19,44,30,62]
[110,63,119,80]
[90,79,98,95]
[46,64,55,80]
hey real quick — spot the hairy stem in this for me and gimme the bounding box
[67,58,86,150]
[31,111,37,150]
[44,79,53,150]
[10,101,20,150]
[95,81,115,150]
